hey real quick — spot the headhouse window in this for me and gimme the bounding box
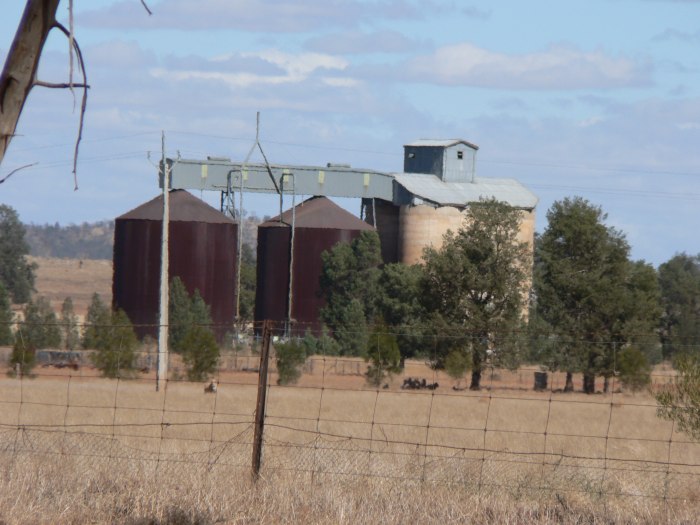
[457,151,463,159]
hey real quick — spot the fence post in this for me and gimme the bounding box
[252,320,272,479]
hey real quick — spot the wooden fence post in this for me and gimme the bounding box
[252,320,272,479]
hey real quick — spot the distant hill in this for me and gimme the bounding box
[25,221,115,260]
[25,215,263,260]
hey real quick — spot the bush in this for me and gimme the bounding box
[445,350,470,387]
[656,353,700,440]
[276,339,307,386]
[365,325,401,387]
[181,326,220,382]
[617,347,651,392]
[91,309,138,378]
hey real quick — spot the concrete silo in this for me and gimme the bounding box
[113,189,237,341]
[255,196,374,336]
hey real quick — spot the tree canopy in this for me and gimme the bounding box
[421,199,532,390]
[533,197,659,393]
[658,253,700,360]
[0,204,36,303]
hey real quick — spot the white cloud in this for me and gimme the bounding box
[403,43,652,89]
[304,30,426,55]
[152,50,350,88]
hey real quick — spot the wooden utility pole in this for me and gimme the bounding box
[0,0,61,166]
[252,321,272,479]
[156,131,170,391]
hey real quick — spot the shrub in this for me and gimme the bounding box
[656,353,700,440]
[181,325,220,382]
[617,347,651,392]
[275,339,307,386]
[365,325,401,387]
[91,309,138,378]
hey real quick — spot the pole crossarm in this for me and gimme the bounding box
[163,158,396,201]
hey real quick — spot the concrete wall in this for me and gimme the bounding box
[397,204,535,265]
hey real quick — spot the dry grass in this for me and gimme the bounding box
[0,365,698,524]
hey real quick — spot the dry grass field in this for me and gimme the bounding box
[0,258,697,523]
[26,256,112,317]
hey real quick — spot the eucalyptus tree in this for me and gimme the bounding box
[421,199,532,390]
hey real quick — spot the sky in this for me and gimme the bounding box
[1,0,699,267]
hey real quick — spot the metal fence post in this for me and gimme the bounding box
[252,320,272,479]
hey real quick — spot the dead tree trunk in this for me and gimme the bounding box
[0,0,61,166]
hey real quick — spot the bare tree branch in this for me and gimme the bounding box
[140,0,153,15]
[0,162,38,185]
[52,21,88,191]
[33,81,89,89]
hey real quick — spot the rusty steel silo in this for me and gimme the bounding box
[255,196,374,336]
[113,190,237,341]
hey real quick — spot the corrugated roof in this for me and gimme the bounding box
[393,173,538,209]
[261,196,374,230]
[404,139,479,150]
[117,190,235,223]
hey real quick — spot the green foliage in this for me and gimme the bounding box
[169,277,214,353]
[275,339,307,385]
[169,277,194,352]
[301,328,340,356]
[658,253,700,360]
[15,296,61,351]
[0,204,37,303]
[533,197,659,393]
[0,282,13,345]
[656,354,700,440]
[444,350,470,384]
[91,309,138,378]
[82,293,111,350]
[421,199,531,390]
[181,326,220,382]
[320,231,382,355]
[238,243,257,323]
[60,297,80,350]
[365,324,401,387]
[617,347,652,392]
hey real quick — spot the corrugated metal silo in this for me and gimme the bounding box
[255,196,374,336]
[113,190,237,341]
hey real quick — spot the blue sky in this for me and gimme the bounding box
[1,0,699,266]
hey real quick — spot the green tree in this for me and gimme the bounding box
[82,293,110,350]
[275,339,307,385]
[169,278,214,353]
[301,328,340,357]
[238,243,257,323]
[169,277,193,353]
[0,282,13,345]
[534,197,635,393]
[656,353,700,440]
[658,253,700,360]
[11,296,61,375]
[320,231,382,355]
[617,347,652,392]
[91,309,138,378]
[60,297,80,350]
[365,323,401,387]
[376,263,425,360]
[421,199,531,390]
[181,325,220,382]
[444,349,471,389]
[0,204,37,303]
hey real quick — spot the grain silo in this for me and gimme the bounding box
[113,190,237,341]
[255,196,374,336]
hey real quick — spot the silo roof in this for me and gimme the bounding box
[393,173,538,209]
[117,190,235,223]
[404,139,479,150]
[261,196,374,230]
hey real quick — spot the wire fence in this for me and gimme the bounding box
[1,321,699,510]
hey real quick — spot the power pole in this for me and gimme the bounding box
[156,131,170,391]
